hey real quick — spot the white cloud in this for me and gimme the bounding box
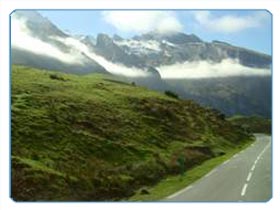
[11,16,83,65]
[56,37,149,77]
[11,15,148,77]
[157,59,271,79]
[102,11,183,34]
[193,11,270,33]
[83,52,150,77]
[11,14,149,77]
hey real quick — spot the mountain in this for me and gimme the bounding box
[13,11,68,39]
[92,31,272,117]
[11,11,108,74]
[133,31,203,44]
[165,76,272,117]
[11,11,272,117]
[11,11,160,78]
[111,31,271,69]
[12,11,271,73]
[12,65,254,201]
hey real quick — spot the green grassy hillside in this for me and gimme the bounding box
[12,65,253,201]
[228,115,272,134]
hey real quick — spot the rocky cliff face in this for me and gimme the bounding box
[94,33,145,68]
[91,31,271,69]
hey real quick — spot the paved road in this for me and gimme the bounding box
[165,134,272,202]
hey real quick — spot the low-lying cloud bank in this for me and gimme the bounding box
[11,17,83,65]
[52,36,149,77]
[11,14,149,77]
[157,59,271,79]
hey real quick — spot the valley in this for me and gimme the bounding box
[11,10,272,202]
[12,65,254,201]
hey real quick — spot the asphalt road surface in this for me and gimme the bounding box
[165,134,272,202]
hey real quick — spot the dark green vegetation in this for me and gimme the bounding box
[129,140,253,201]
[228,115,272,134]
[12,65,253,201]
[164,90,179,99]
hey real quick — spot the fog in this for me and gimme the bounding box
[11,18,84,65]
[53,36,149,77]
[157,59,271,79]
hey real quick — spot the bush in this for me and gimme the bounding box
[49,74,66,81]
[211,108,226,120]
[164,90,179,99]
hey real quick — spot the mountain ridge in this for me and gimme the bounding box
[12,11,271,72]
[11,11,272,117]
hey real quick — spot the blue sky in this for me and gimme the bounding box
[39,10,272,55]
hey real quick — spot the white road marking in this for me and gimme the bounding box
[205,169,217,177]
[246,172,253,182]
[241,184,248,196]
[223,159,230,165]
[167,185,193,199]
[167,139,271,200]
[260,143,270,156]
[240,141,271,197]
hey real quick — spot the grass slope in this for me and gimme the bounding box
[129,140,252,201]
[228,115,272,134]
[12,65,253,201]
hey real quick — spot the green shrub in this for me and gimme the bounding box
[164,90,179,99]
[49,74,66,81]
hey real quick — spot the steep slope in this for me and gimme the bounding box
[12,65,253,201]
[11,11,108,74]
[228,115,272,134]
[110,31,271,69]
[11,11,159,78]
[165,76,272,118]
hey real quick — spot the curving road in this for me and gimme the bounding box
[165,134,272,202]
